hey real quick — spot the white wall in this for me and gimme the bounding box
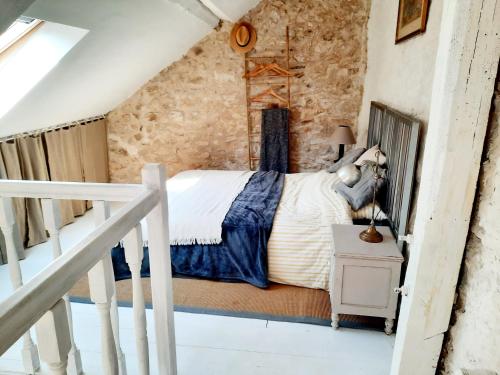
[0,0,259,137]
[357,0,444,144]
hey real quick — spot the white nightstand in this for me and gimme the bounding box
[330,224,404,334]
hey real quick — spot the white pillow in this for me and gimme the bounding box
[354,145,387,166]
[352,203,387,220]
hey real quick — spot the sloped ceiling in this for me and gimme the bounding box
[0,0,258,136]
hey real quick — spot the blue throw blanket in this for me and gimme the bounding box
[260,108,289,173]
[111,171,285,288]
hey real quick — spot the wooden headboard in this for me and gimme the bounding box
[367,102,421,249]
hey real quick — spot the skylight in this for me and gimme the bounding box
[0,19,88,120]
[0,16,42,55]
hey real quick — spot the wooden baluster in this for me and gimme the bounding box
[0,197,41,373]
[142,164,177,375]
[91,200,127,375]
[88,200,119,375]
[98,201,128,375]
[41,199,83,375]
[111,295,127,375]
[123,225,150,375]
[35,299,72,375]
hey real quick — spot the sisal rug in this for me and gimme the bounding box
[69,276,384,330]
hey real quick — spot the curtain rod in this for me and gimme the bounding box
[0,113,108,143]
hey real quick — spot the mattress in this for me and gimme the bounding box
[268,171,352,290]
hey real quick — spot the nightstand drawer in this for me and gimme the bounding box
[341,264,392,308]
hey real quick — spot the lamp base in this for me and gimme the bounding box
[359,224,383,243]
[337,144,345,161]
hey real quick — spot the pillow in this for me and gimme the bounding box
[334,162,386,210]
[354,145,387,167]
[328,147,366,173]
[337,163,361,187]
[352,203,388,220]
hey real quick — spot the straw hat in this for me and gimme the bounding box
[230,22,257,53]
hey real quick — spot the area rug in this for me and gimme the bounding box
[69,276,384,330]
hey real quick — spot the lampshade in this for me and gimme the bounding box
[332,125,355,145]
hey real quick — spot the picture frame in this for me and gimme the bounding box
[395,0,429,43]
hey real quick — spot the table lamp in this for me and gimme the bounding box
[332,125,355,160]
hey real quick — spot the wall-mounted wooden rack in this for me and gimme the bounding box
[243,26,292,171]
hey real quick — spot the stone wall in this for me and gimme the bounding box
[440,75,500,374]
[107,0,370,182]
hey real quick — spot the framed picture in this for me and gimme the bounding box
[395,0,429,43]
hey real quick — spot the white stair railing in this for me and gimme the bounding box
[123,224,149,375]
[41,198,83,375]
[92,200,128,375]
[0,197,40,373]
[0,164,177,375]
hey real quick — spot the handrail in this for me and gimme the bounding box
[0,188,159,354]
[0,180,146,201]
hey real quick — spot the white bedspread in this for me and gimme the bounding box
[166,170,254,245]
[268,170,352,290]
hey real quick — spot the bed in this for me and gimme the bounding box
[166,169,351,290]
[166,102,419,290]
[112,102,420,292]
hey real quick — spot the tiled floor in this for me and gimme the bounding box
[0,207,395,375]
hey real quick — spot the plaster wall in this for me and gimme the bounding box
[357,0,443,233]
[440,76,500,375]
[107,0,370,182]
[357,0,443,143]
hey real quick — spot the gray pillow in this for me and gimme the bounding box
[328,147,366,173]
[334,162,386,210]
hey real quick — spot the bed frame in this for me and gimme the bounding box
[367,101,421,249]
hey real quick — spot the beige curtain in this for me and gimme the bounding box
[44,126,86,226]
[80,119,110,209]
[64,126,87,216]
[0,141,26,260]
[80,119,109,183]
[1,141,27,241]
[0,117,109,263]
[17,136,49,247]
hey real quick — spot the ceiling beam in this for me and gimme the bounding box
[199,0,233,21]
[168,0,219,27]
[199,0,260,22]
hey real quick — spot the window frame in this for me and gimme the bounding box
[0,18,43,56]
